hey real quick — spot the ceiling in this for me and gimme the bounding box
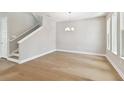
[35,12,107,22]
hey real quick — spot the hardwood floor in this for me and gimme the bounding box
[0,58,17,72]
[0,51,122,80]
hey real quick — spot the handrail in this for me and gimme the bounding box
[18,26,43,44]
[9,23,40,42]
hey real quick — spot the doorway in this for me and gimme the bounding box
[0,17,8,58]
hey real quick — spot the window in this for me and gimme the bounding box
[107,12,124,60]
[111,13,117,55]
[120,13,124,58]
[121,30,124,58]
[107,17,111,50]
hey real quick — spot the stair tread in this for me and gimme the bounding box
[9,56,19,60]
[12,53,19,57]
[13,52,19,55]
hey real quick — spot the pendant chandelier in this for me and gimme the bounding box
[65,12,75,31]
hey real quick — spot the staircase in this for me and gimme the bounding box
[8,24,41,63]
[8,49,19,62]
[7,13,42,63]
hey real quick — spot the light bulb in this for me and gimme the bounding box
[71,27,74,31]
[65,27,70,31]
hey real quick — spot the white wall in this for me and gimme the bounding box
[19,16,56,61]
[56,17,106,54]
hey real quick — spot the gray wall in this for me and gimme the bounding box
[19,16,56,61]
[56,17,106,54]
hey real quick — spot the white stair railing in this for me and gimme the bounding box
[9,23,41,42]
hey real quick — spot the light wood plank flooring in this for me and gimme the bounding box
[0,58,17,72]
[0,51,122,80]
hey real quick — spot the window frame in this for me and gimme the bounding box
[111,13,118,55]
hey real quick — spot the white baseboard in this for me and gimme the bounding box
[105,55,124,80]
[20,49,104,64]
[56,49,105,56]
[19,49,56,64]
